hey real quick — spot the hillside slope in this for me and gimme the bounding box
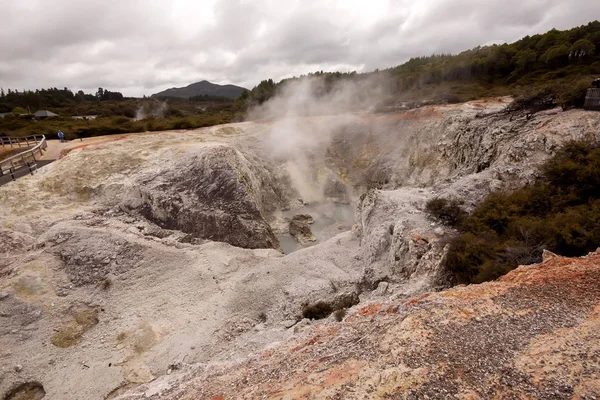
[237,21,600,111]
[151,80,247,99]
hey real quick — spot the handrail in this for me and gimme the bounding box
[0,135,47,181]
[0,135,45,148]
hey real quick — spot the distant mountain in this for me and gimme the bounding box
[151,80,247,99]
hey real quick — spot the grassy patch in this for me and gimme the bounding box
[51,323,84,348]
[0,104,236,139]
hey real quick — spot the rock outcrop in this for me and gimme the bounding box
[289,214,316,245]
[122,144,281,249]
[356,188,449,293]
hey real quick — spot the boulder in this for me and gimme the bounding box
[289,214,316,245]
[123,145,280,250]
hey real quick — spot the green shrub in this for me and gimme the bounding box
[172,118,195,130]
[111,116,130,125]
[442,140,600,284]
[556,78,591,108]
[425,197,467,227]
[333,309,347,322]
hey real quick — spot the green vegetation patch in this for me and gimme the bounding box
[429,140,600,284]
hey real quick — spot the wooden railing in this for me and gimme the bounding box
[0,134,45,148]
[0,135,47,181]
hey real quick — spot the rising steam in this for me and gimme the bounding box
[244,73,395,205]
[134,101,168,120]
[247,72,393,121]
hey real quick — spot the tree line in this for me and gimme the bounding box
[0,87,124,113]
[235,20,600,111]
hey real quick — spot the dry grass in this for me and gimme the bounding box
[51,323,83,348]
[132,322,158,354]
[116,331,127,342]
[50,306,99,348]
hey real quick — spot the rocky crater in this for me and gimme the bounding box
[0,98,599,399]
[138,249,600,399]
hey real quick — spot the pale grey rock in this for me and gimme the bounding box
[122,145,282,250]
[374,281,389,296]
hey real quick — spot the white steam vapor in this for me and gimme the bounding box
[134,101,168,120]
[246,74,393,204]
[247,73,391,121]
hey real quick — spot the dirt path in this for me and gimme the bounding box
[40,140,72,160]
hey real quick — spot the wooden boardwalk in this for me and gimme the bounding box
[584,88,600,111]
[0,160,53,186]
[0,135,47,181]
[0,138,76,186]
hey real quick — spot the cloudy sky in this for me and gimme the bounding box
[1,0,598,97]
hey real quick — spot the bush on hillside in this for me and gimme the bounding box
[425,197,467,227]
[431,140,600,284]
[506,88,556,113]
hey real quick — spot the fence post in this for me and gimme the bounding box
[584,88,600,111]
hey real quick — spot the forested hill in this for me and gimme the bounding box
[151,80,247,99]
[237,21,600,111]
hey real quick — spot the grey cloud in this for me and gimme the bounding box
[0,0,598,96]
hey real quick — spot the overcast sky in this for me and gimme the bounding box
[1,0,598,97]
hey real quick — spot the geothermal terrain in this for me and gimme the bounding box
[1,98,600,399]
